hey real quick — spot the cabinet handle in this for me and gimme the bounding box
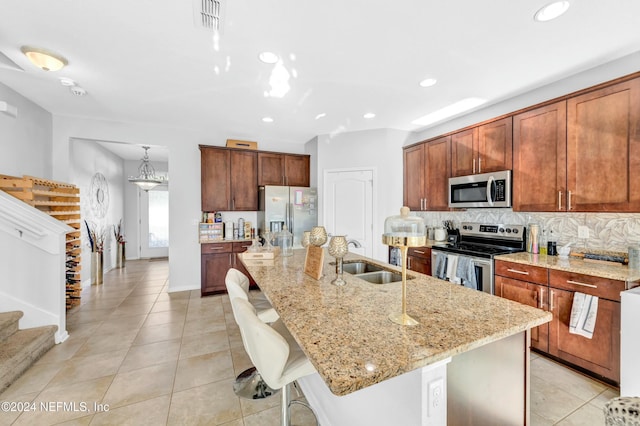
[424,197,427,210]
[550,289,555,312]
[478,157,482,173]
[567,279,597,289]
[408,257,411,270]
[507,268,529,275]
[540,287,546,310]
[414,250,426,255]
[558,191,563,211]
[209,246,224,250]
[568,191,572,211]
[232,198,235,210]
[473,158,476,174]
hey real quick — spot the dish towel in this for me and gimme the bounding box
[446,254,460,284]
[569,292,599,339]
[435,252,448,280]
[456,257,477,290]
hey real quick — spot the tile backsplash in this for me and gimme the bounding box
[416,210,640,253]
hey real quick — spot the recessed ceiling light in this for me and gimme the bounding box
[59,77,76,87]
[21,46,68,71]
[262,117,274,123]
[363,113,376,119]
[258,52,279,64]
[534,1,570,22]
[315,113,326,120]
[411,97,487,127]
[419,78,437,87]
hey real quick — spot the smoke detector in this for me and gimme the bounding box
[193,0,224,31]
[70,86,87,96]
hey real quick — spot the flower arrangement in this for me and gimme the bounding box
[113,219,125,245]
[84,220,106,253]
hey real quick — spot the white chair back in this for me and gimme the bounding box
[226,268,250,299]
[231,297,290,389]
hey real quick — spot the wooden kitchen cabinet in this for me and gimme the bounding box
[495,260,549,352]
[513,101,567,212]
[451,117,512,177]
[257,152,310,187]
[201,243,233,295]
[547,268,623,383]
[402,137,450,211]
[200,146,258,211]
[566,77,640,212]
[201,241,257,296]
[548,287,620,383]
[407,247,431,275]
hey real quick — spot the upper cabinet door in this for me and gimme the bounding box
[201,147,231,211]
[424,136,451,211]
[284,154,310,187]
[230,150,258,211]
[513,101,567,212]
[403,144,425,210]
[257,152,285,186]
[567,77,640,212]
[451,128,477,177]
[477,117,513,174]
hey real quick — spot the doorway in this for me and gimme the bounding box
[139,186,169,258]
[323,168,374,258]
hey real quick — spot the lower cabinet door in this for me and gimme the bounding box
[407,255,431,275]
[548,287,620,383]
[496,276,549,352]
[201,253,232,296]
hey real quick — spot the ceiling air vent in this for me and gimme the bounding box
[194,0,223,32]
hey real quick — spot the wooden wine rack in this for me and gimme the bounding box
[0,175,82,309]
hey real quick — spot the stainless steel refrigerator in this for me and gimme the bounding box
[258,186,318,248]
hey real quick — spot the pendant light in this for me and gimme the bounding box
[128,146,165,191]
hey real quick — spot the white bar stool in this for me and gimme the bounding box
[231,297,317,426]
[225,268,279,399]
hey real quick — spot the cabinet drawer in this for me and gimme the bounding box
[201,243,232,254]
[549,270,625,301]
[408,247,431,259]
[495,260,548,285]
[233,241,253,253]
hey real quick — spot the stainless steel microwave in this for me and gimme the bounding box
[448,170,512,208]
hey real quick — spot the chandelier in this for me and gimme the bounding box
[128,146,165,191]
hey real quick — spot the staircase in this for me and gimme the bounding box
[0,311,57,394]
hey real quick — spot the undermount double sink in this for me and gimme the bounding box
[342,260,414,284]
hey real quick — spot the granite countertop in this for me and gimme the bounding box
[495,252,640,283]
[241,249,551,396]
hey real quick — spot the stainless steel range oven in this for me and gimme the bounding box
[431,222,526,295]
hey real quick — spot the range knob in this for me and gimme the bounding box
[499,228,505,233]
[505,228,512,233]
[512,229,519,234]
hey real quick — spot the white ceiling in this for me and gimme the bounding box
[1,1,640,160]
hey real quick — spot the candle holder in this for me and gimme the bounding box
[301,231,311,248]
[382,207,426,326]
[309,226,328,247]
[328,235,348,286]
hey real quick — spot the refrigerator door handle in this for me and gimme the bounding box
[287,202,294,233]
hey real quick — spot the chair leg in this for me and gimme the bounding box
[281,382,291,426]
[233,367,279,400]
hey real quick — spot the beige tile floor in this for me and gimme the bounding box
[0,259,618,425]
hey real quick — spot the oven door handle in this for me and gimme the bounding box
[486,176,495,207]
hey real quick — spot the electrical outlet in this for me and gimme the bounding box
[578,226,590,239]
[428,378,444,417]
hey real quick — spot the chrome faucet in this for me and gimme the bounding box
[347,239,361,248]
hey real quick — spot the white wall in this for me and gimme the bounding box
[68,139,125,283]
[315,128,410,262]
[0,82,52,178]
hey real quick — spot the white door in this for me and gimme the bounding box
[324,168,374,258]
[140,186,169,258]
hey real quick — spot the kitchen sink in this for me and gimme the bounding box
[354,270,413,284]
[342,261,384,274]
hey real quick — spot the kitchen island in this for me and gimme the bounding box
[241,249,552,425]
